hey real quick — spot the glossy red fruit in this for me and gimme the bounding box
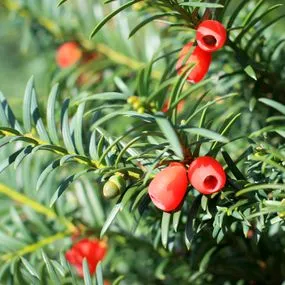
[196,20,227,52]
[56,42,82,68]
[66,238,107,277]
[176,42,212,83]
[162,98,185,113]
[148,163,188,212]
[188,156,226,195]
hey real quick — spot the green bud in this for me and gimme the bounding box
[127,96,138,104]
[103,175,126,199]
[137,107,145,114]
[278,199,285,219]
[279,212,285,219]
[133,101,141,110]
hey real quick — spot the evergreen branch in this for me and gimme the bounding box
[0,129,101,168]
[0,129,141,180]
[94,43,161,79]
[236,184,285,197]
[0,183,76,232]
[250,155,285,173]
[1,131,142,184]
[1,230,70,262]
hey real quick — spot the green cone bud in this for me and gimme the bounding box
[103,175,126,199]
[127,96,138,104]
[137,107,145,114]
[133,101,141,110]
[278,199,285,219]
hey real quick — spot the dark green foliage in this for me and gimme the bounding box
[0,0,284,284]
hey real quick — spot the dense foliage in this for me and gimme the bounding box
[0,0,284,284]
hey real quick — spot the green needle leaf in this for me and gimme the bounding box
[90,0,139,39]
[155,114,184,159]
[244,65,257,80]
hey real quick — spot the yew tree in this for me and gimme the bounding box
[0,0,284,284]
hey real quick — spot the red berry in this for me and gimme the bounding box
[188,156,226,195]
[82,51,98,63]
[246,229,254,239]
[176,42,212,83]
[66,238,107,277]
[162,98,185,113]
[196,20,227,52]
[148,163,188,212]
[56,42,82,68]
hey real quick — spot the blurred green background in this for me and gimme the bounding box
[0,9,50,114]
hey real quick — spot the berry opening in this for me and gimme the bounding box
[202,35,217,47]
[203,175,218,190]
